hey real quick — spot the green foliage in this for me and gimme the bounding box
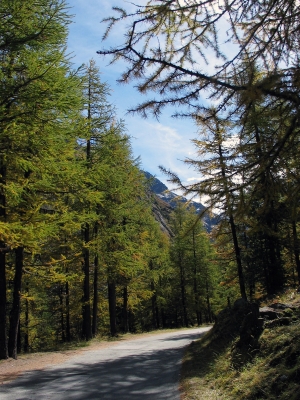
[1,0,275,360]
[164,202,218,327]
[99,0,300,304]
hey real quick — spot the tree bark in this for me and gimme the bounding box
[179,252,188,327]
[161,308,166,329]
[217,132,247,300]
[24,284,29,353]
[108,280,117,336]
[292,221,300,285]
[82,223,92,340]
[264,210,283,294]
[205,278,212,323]
[59,286,65,342]
[151,282,159,330]
[92,254,98,337]
[122,286,129,333]
[8,247,23,359]
[65,279,71,342]
[17,321,21,354]
[192,229,201,325]
[0,157,8,360]
[0,247,8,360]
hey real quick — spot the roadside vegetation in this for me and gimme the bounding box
[181,289,300,400]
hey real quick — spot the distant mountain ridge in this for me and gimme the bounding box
[143,171,218,232]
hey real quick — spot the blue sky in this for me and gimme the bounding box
[67,0,201,191]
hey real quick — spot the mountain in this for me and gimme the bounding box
[143,171,218,232]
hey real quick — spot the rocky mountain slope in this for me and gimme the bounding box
[144,171,218,233]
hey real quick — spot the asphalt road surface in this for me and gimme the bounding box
[0,327,210,400]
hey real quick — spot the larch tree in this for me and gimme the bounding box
[97,0,300,300]
[79,59,114,340]
[168,202,217,326]
[95,126,149,336]
[99,1,300,132]
[0,0,82,359]
[169,202,190,327]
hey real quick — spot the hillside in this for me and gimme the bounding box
[144,171,219,232]
[181,289,300,400]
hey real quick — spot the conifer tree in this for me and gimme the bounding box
[0,0,82,359]
[168,202,216,326]
[78,60,113,340]
[79,59,114,340]
[169,202,189,327]
[100,1,300,146]
[95,126,147,336]
[99,1,300,300]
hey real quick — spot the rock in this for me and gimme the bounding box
[265,316,292,328]
[280,317,291,326]
[234,302,262,349]
[282,308,294,317]
[233,298,249,311]
[269,303,289,310]
[259,306,279,320]
[257,317,265,329]
[239,311,258,345]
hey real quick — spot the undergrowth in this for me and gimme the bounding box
[181,290,300,400]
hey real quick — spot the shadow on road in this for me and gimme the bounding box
[0,329,209,400]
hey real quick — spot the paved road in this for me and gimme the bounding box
[0,327,210,400]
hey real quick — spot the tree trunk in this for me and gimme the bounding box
[0,247,8,360]
[264,211,283,294]
[155,305,160,329]
[82,224,92,340]
[108,280,117,336]
[229,214,247,300]
[217,135,247,300]
[205,278,212,323]
[92,254,99,337]
[292,221,300,285]
[24,284,29,353]
[8,247,23,359]
[65,280,71,342]
[179,253,188,327]
[59,286,65,342]
[17,321,21,354]
[151,280,158,329]
[192,229,201,325]
[122,286,129,333]
[0,157,8,360]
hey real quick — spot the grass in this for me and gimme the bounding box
[180,290,300,400]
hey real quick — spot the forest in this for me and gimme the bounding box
[1,0,300,362]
